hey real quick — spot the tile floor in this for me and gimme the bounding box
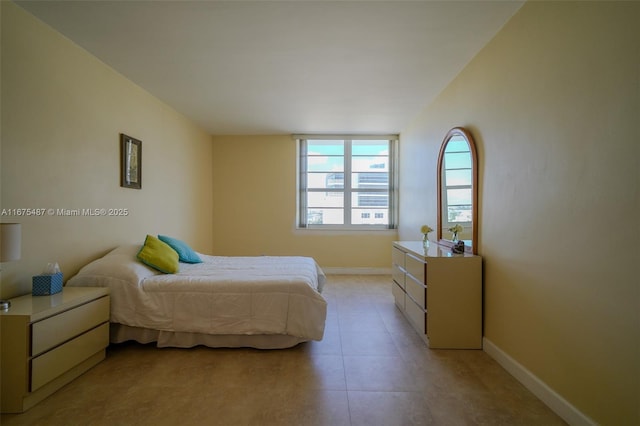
[1,275,566,425]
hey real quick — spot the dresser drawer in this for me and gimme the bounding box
[32,296,109,356]
[392,281,405,310]
[405,273,426,309]
[31,322,109,392]
[392,264,405,289]
[405,254,425,284]
[405,297,426,335]
[392,247,405,268]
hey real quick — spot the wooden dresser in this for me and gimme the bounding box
[392,241,482,349]
[1,287,110,413]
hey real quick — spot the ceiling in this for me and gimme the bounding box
[16,1,523,135]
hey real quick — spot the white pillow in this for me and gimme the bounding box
[67,244,159,288]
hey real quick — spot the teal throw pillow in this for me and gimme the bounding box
[158,235,203,264]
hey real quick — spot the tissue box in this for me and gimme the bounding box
[32,273,63,295]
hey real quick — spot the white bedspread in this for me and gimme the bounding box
[66,245,327,342]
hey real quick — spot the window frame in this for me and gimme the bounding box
[296,134,398,230]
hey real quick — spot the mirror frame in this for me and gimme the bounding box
[436,127,478,255]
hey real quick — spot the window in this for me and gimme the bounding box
[297,135,398,229]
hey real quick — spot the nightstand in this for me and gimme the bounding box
[0,287,110,413]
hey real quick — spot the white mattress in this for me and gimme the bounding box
[66,245,327,344]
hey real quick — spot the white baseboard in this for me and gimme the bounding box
[322,267,391,275]
[483,337,596,426]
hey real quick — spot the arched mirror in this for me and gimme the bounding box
[437,127,478,254]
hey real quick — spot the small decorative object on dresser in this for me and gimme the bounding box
[420,225,433,248]
[451,240,465,254]
[448,224,463,242]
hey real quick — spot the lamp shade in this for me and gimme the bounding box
[0,223,21,262]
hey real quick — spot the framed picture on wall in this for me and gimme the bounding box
[120,133,142,189]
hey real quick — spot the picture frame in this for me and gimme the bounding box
[120,133,142,189]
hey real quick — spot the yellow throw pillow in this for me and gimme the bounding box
[137,235,179,274]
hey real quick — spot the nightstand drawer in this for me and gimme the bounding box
[32,296,109,356]
[31,322,109,392]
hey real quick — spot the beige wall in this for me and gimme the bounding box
[399,2,639,424]
[212,135,397,269]
[1,2,213,298]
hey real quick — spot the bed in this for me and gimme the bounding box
[66,242,327,349]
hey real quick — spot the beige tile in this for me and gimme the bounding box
[306,331,343,356]
[340,330,400,357]
[244,389,351,426]
[279,353,347,390]
[338,311,387,333]
[348,391,435,426]
[343,355,425,392]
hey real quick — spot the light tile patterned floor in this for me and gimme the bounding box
[1,275,566,425]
